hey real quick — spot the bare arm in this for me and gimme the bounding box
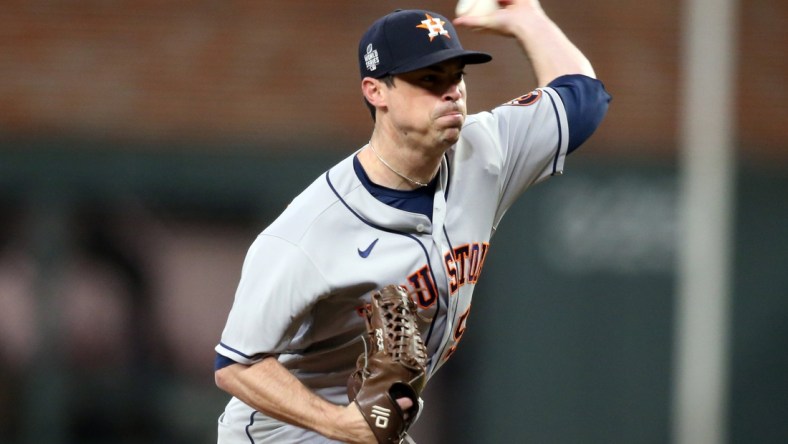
[215,357,376,444]
[454,0,595,85]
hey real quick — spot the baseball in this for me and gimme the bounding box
[456,0,499,17]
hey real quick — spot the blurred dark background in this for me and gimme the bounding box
[0,1,785,443]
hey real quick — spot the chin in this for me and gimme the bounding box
[441,129,462,146]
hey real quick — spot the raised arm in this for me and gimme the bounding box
[454,0,595,85]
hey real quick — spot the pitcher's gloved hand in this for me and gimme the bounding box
[347,285,428,443]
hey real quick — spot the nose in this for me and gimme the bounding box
[443,83,462,102]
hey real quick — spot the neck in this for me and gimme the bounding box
[369,143,431,187]
[360,140,441,190]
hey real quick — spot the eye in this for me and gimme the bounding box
[421,75,437,83]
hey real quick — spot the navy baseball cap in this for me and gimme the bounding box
[359,9,492,79]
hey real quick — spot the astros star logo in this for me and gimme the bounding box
[416,14,450,42]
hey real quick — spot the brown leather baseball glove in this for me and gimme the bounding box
[348,285,428,444]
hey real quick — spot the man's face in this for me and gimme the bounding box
[382,59,468,148]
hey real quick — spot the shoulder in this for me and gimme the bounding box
[458,85,568,150]
[264,153,359,243]
[546,74,611,152]
[464,86,569,134]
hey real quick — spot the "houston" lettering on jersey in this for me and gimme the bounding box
[406,241,490,309]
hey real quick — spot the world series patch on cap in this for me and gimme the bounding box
[358,9,492,79]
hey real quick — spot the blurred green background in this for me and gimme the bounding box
[0,1,785,443]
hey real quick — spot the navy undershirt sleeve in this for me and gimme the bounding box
[214,352,238,371]
[547,74,612,153]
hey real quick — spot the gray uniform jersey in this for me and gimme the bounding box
[216,86,568,443]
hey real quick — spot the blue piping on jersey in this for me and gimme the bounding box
[443,152,451,198]
[245,411,257,443]
[433,225,457,364]
[325,171,442,348]
[544,91,564,176]
[218,341,266,361]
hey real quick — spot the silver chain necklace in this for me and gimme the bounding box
[368,143,430,187]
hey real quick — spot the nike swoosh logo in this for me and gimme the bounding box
[358,238,379,258]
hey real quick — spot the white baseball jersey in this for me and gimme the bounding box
[216,84,575,443]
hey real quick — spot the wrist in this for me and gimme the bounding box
[510,7,552,38]
[313,402,347,440]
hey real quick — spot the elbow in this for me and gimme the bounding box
[215,366,233,392]
[214,368,225,390]
[214,352,244,391]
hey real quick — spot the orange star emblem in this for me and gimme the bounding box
[416,13,451,42]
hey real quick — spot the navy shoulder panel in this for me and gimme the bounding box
[547,75,611,153]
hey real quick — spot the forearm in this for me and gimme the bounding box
[509,5,595,85]
[215,357,371,442]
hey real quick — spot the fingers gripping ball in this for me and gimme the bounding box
[348,285,428,443]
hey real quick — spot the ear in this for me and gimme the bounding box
[361,77,387,109]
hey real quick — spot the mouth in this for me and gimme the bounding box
[441,110,463,118]
[437,112,464,127]
[437,102,465,117]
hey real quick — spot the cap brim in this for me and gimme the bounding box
[388,48,492,75]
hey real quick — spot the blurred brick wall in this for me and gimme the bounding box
[0,0,785,159]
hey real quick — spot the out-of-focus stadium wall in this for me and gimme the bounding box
[0,1,786,443]
[1,0,785,160]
